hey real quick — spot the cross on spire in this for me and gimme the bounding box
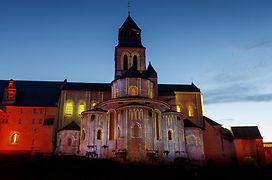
[128,2,131,16]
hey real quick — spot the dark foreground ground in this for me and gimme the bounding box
[0,156,272,180]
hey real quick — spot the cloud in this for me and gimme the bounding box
[204,90,272,104]
[218,118,236,122]
[245,39,272,50]
[203,70,272,104]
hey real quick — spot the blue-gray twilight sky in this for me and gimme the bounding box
[0,0,272,141]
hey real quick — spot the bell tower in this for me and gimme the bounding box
[114,15,146,79]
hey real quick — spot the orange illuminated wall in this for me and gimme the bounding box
[233,139,266,166]
[0,106,57,156]
[264,142,272,164]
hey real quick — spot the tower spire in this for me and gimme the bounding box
[128,1,131,16]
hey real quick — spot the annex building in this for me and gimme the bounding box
[0,15,267,166]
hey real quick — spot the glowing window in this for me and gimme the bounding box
[123,55,128,70]
[78,103,86,115]
[177,105,181,112]
[129,86,138,96]
[168,130,173,140]
[148,89,153,98]
[132,123,141,138]
[188,105,195,117]
[10,133,19,144]
[65,101,73,115]
[91,100,98,109]
[97,129,102,140]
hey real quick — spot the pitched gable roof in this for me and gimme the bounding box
[143,63,157,78]
[62,82,111,91]
[120,15,140,30]
[60,121,80,131]
[231,126,262,139]
[204,116,221,126]
[158,83,200,96]
[220,127,233,139]
[184,119,201,128]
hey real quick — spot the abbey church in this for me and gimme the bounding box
[0,15,268,166]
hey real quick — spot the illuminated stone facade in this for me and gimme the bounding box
[55,15,205,164]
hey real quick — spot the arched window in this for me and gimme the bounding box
[155,113,160,140]
[188,105,195,117]
[10,133,19,144]
[123,55,128,70]
[67,137,72,146]
[82,129,86,140]
[97,129,102,140]
[133,55,138,69]
[109,112,115,140]
[117,126,121,138]
[129,86,138,96]
[168,130,173,140]
[91,114,95,121]
[132,123,141,138]
[78,102,86,115]
[65,101,73,115]
[176,104,182,113]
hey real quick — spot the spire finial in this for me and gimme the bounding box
[128,1,131,16]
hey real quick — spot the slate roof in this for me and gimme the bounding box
[220,127,233,140]
[117,15,144,48]
[120,15,141,30]
[60,121,80,131]
[89,108,107,112]
[204,116,221,126]
[231,126,262,139]
[158,83,200,96]
[62,82,111,91]
[120,65,145,79]
[142,63,157,78]
[0,79,202,107]
[183,119,201,128]
[0,80,63,107]
[163,109,177,113]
